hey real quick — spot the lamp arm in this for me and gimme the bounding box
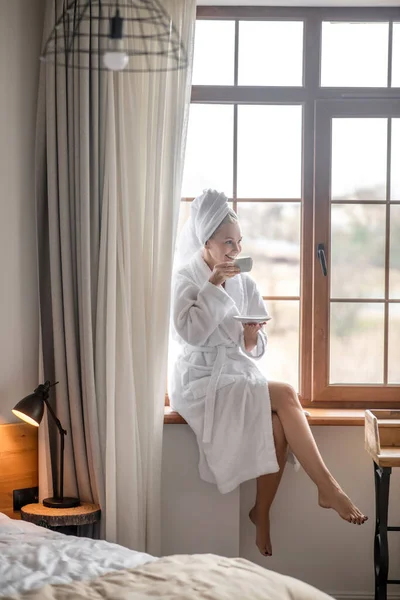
[42,394,66,501]
[42,396,67,436]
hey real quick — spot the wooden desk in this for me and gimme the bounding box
[365,410,400,600]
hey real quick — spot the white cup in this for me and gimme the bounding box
[234,256,253,273]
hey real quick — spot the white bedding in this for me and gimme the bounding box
[0,512,156,597]
[4,554,334,600]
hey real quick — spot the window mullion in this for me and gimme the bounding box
[312,103,331,401]
[388,20,393,88]
[233,20,238,212]
[384,118,392,384]
[233,104,238,211]
[234,19,239,86]
[299,14,320,401]
[303,14,321,92]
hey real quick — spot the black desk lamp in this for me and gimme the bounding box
[12,381,80,509]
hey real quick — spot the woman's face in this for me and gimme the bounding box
[204,222,242,269]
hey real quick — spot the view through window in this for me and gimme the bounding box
[174,9,400,405]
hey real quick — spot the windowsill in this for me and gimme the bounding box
[164,406,366,426]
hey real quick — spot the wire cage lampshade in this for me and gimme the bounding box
[41,0,189,72]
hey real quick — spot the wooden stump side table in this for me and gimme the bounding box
[365,410,400,600]
[21,502,101,536]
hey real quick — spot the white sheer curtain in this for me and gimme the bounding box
[36,0,195,555]
[99,5,196,551]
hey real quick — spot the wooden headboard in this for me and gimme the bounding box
[0,423,38,519]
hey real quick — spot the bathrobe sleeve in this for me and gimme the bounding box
[173,274,236,346]
[239,276,268,360]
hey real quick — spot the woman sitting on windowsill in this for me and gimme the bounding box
[168,189,367,557]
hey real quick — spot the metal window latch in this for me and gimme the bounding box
[317,243,327,276]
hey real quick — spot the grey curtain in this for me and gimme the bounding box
[35,0,195,552]
[35,6,105,520]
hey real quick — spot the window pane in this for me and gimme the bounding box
[391,119,400,200]
[257,300,299,391]
[182,104,234,197]
[237,202,301,296]
[331,118,387,201]
[321,22,389,87]
[392,23,400,88]
[237,105,302,198]
[192,20,235,85]
[238,21,303,86]
[390,205,400,299]
[388,304,400,383]
[330,302,384,384]
[331,205,386,299]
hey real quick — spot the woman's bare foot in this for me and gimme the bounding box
[318,484,368,525]
[249,506,272,556]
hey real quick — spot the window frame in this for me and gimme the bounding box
[313,99,400,405]
[181,5,400,409]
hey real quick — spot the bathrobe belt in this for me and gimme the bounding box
[186,344,234,444]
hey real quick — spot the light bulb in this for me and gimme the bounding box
[103,50,129,71]
[103,8,129,72]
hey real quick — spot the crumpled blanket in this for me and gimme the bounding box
[7,553,333,600]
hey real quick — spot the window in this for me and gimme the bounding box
[314,102,400,402]
[177,7,400,408]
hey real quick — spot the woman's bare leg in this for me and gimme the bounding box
[249,413,288,556]
[268,381,367,525]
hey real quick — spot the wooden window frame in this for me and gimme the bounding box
[171,6,400,410]
[313,99,400,406]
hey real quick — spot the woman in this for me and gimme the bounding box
[168,189,367,557]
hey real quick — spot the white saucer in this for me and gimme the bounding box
[233,315,272,323]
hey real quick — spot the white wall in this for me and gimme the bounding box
[162,424,400,599]
[162,425,241,557]
[0,0,45,422]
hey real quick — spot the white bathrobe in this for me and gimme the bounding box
[169,250,279,494]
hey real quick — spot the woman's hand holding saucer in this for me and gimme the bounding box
[209,261,240,286]
[243,322,266,351]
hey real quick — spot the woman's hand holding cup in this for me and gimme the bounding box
[209,261,240,287]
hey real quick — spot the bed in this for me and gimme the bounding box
[0,512,155,596]
[0,512,334,600]
[0,424,333,599]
